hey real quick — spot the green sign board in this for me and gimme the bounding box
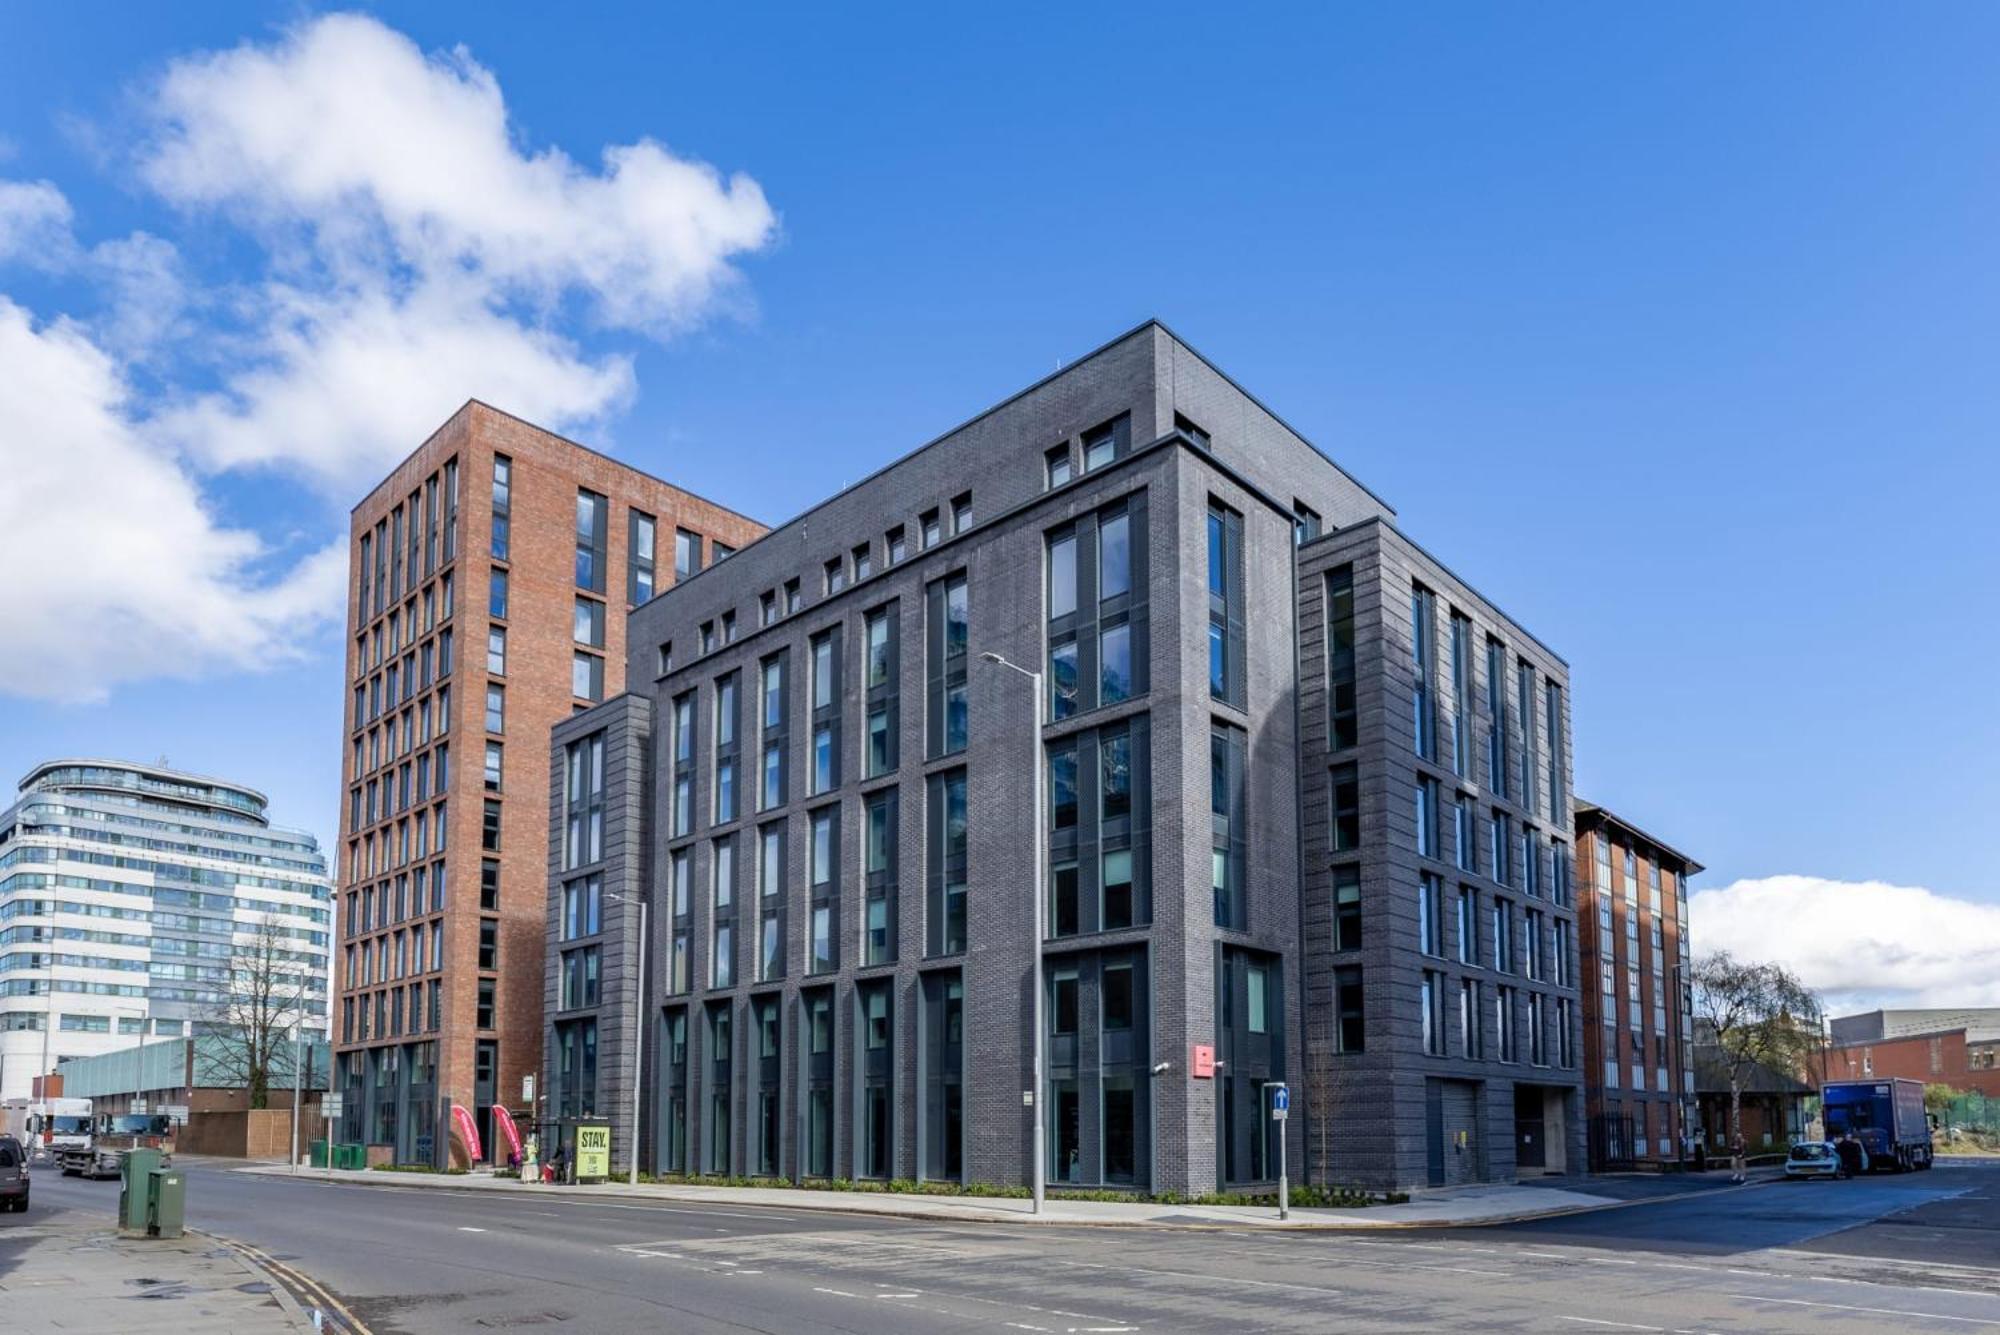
[575,1123,611,1181]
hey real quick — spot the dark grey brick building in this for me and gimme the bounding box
[545,322,1583,1193]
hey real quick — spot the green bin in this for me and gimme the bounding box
[118,1149,162,1235]
[147,1167,185,1239]
[308,1138,329,1168]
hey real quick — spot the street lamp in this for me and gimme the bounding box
[608,890,649,1186]
[979,650,1045,1216]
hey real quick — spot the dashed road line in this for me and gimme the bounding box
[1726,1293,2000,1326]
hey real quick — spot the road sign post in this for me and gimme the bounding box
[1264,1081,1290,1221]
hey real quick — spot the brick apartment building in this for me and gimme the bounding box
[334,401,764,1163]
[1574,804,1700,1169]
[1827,1009,2000,1098]
[547,322,1584,1194]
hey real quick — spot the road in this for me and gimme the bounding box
[9,1158,1997,1333]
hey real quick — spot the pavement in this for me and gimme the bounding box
[17,1156,1997,1332]
[0,1208,307,1333]
[232,1158,1783,1228]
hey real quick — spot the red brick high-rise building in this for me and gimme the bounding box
[1574,804,1702,1169]
[334,402,764,1161]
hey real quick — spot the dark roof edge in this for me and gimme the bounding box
[1304,516,1570,667]
[1151,319,1397,519]
[348,399,768,532]
[1574,801,1706,874]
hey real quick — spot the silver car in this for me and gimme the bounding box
[0,1134,28,1212]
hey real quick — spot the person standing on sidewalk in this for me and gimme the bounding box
[1729,1135,1747,1184]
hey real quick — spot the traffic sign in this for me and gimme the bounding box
[1270,1084,1290,1119]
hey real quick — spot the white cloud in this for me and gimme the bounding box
[0,297,343,704]
[1690,875,2000,1014]
[130,12,775,490]
[0,13,774,702]
[0,179,76,265]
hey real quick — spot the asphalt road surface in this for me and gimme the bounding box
[10,1157,1997,1333]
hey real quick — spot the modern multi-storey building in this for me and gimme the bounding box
[1574,803,1700,1169]
[334,401,763,1163]
[0,760,332,1102]
[546,321,1583,1194]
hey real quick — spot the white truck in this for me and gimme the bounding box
[0,1097,95,1166]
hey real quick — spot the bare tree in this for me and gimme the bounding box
[1691,950,1821,1156]
[1303,1009,1339,1187]
[198,914,318,1111]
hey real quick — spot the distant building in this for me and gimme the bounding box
[1692,1035,1812,1153]
[332,402,765,1165]
[1826,1008,2000,1098]
[0,761,333,1102]
[1573,804,1701,1169]
[55,1033,332,1120]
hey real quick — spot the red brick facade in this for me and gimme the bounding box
[1826,1029,2000,1098]
[336,401,764,1159]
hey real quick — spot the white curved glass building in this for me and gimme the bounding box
[0,760,332,1101]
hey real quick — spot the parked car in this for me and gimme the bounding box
[0,1134,28,1212]
[1785,1140,1857,1180]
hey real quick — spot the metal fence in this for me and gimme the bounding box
[1936,1091,1996,1134]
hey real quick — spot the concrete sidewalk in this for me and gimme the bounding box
[235,1161,1773,1229]
[0,1215,307,1332]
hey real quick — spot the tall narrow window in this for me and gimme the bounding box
[926,573,968,758]
[759,651,789,811]
[810,627,841,795]
[629,510,656,603]
[758,824,785,982]
[1410,585,1436,759]
[563,733,604,870]
[489,568,508,619]
[574,596,605,648]
[1206,501,1245,706]
[927,770,968,955]
[575,489,607,593]
[1326,565,1357,749]
[670,692,695,838]
[864,788,898,966]
[865,603,899,777]
[1419,873,1444,956]
[1545,680,1565,824]
[675,528,702,580]
[1485,637,1507,796]
[1292,500,1322,546]
[1330,764,1360,852]
[714,673,739,824]
[1517,659,1537,817]
[1333,865,1362,951]
[490,455,512,561]
[1456,885,1478,966]
[809,806,839,974]
[711,836,736,987]
[1448,611,1472,777]
[1210,722,1247,929]
[1415,775,1440,860]
[1422,971,1446,1055]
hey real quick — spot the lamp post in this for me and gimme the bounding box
[979,651,1045,1216]
[609,891,649,1186]
[290,1018,305,1174]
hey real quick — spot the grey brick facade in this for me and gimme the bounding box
[549,321,1581,1194]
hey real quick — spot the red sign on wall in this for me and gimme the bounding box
[1192,1044,1215,1079]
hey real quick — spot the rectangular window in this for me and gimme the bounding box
[560,945,601,1009]
[1490,809,1511,886]
[864,788,898,965]
[671,692,695,837]
[485,684,504,734]
[926,572,968,758]
[563,732,604,869]
[711,836,736,987]
[1330,763,1360,851]
[1545,681,1565,824]
[487,625,506,675]
[810,628,841,794]
[824,556,846,595]
[573,651,603,702]
[1333,864,1361,951]
[951,492,972,533]
[1448,611,1471,777]
[574,597,605,648]
[675,528,702,580]
[1292,500,1322,546]
[484,740,503,791]
[808,806,839,974]
[927,770,968,955]
[1211,721,1247,929]
[1457,885,1479,966]
[1081,413,1127,470]
[490,455,511,562]
[758,824,784,982]
[1046,443,1072,487]
[1422,970,1447,1055]
[1496,986,1518,1063]
[1460,978,1484,1059]
[1410,585,1436,759]
[865,603,899,778]
[1517,659,1537,817]
[489,568,508,619]
[1334,965,1364,1051]
[1485,637,1507,795]
[1453,794,1476,873]
[886,525,907,565]
[629,510,656,603]
[1326,565,1357,750]
[1419,873,1444,956]
[1493,897,1515,974]
[1206,501,1245,705]
[714,673,739,823]
[575,489,607,592]
[1415,776,1440,860]
[760,652,788,810]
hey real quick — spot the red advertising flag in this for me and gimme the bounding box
[492,1105,523,1165]
[450,1103,483,1163]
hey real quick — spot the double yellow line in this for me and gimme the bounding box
[218,1234,374,1335]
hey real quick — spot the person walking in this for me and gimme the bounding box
[1729,1134,1747,1184]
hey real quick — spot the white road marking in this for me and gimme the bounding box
[1555,1319,1663,1331]
[1726,1293,2000,1326]
[457,1226,486,1233]
[812,1286,861,1298]
[876,1292,921,1299]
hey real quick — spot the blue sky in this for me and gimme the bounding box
[2,5,1995,1006]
